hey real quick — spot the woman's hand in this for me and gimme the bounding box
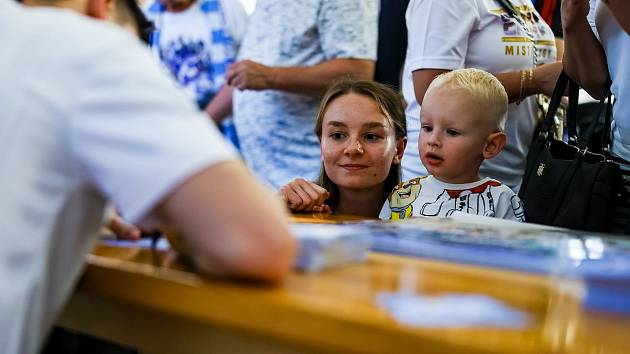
[279,179,331,213]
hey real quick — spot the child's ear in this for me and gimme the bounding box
[482,132,507,159]
[392,137,407,164]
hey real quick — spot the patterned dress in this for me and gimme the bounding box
[233,0,378,189]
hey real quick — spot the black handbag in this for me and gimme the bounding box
[582,95,630,235]
[519,71,622,232]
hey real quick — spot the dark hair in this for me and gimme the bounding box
[121,0,154,45]
[17,0,154,45]
[314,78,407,209]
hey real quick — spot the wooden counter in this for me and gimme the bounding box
[58,219,630,354]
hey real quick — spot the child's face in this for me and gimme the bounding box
[320,93,404,191]
[419,88,494,184]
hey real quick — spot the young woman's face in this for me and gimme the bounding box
[320,93,404,191]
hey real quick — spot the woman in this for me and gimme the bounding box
[279,79,407,217]
[401,0,564,193]
[562,0,630,161]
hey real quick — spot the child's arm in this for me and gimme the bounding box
[495,188,526,222]
[279,178,331,213]
[204,84,234,124]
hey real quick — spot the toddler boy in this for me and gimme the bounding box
[381,68,525,221]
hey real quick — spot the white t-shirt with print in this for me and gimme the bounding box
[588,0,630,161]
[143,0,247,104]
[233,0,378,189]
[0,5,236,354]
[379,176,526,221]
[401,0,557,192]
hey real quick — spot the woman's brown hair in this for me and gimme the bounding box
[314,78,407,209]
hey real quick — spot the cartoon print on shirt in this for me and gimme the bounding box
[388,177,425,220]
[510,195,526,221]
[420,180,502,217]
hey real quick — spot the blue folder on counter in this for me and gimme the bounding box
[364,216,630,313]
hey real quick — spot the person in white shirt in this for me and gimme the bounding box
[381,69,525,221]
[401,0,564,193]
[25,0,154,243]
[0,2,296,354]
[562,0,630,162]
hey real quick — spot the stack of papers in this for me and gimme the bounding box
[101,223,372,273]
[290,223,371,272]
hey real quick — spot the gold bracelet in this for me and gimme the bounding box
[517,70,526,105]
[527,69,534,96]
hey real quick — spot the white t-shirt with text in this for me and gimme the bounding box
[401,0,557,192]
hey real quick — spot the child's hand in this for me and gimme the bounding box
[279,178,331,213]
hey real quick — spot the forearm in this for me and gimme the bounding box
[494,71,525,103]
[414,64,562,106]
[602,0,630,34]
[155,161,297,282]
[269,59,375,96]
[495,69,549,103]
[204,85,233,124]
[494,62,564,103]
[562,15,610,99]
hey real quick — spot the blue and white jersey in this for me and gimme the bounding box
[233,0,378,189]
[143,0,247,107]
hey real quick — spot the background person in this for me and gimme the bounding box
[226,0,378,189]
[562,0,630,161]
[401,0,563,192]
[143,0,248,147]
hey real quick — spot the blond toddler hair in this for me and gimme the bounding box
[425,68,508,131]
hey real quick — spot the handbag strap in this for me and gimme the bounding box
[540,70,569,135]
[568,90,613,151]
[566,79,579,144]
[495,0,519,18]
[547,71,613,152]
